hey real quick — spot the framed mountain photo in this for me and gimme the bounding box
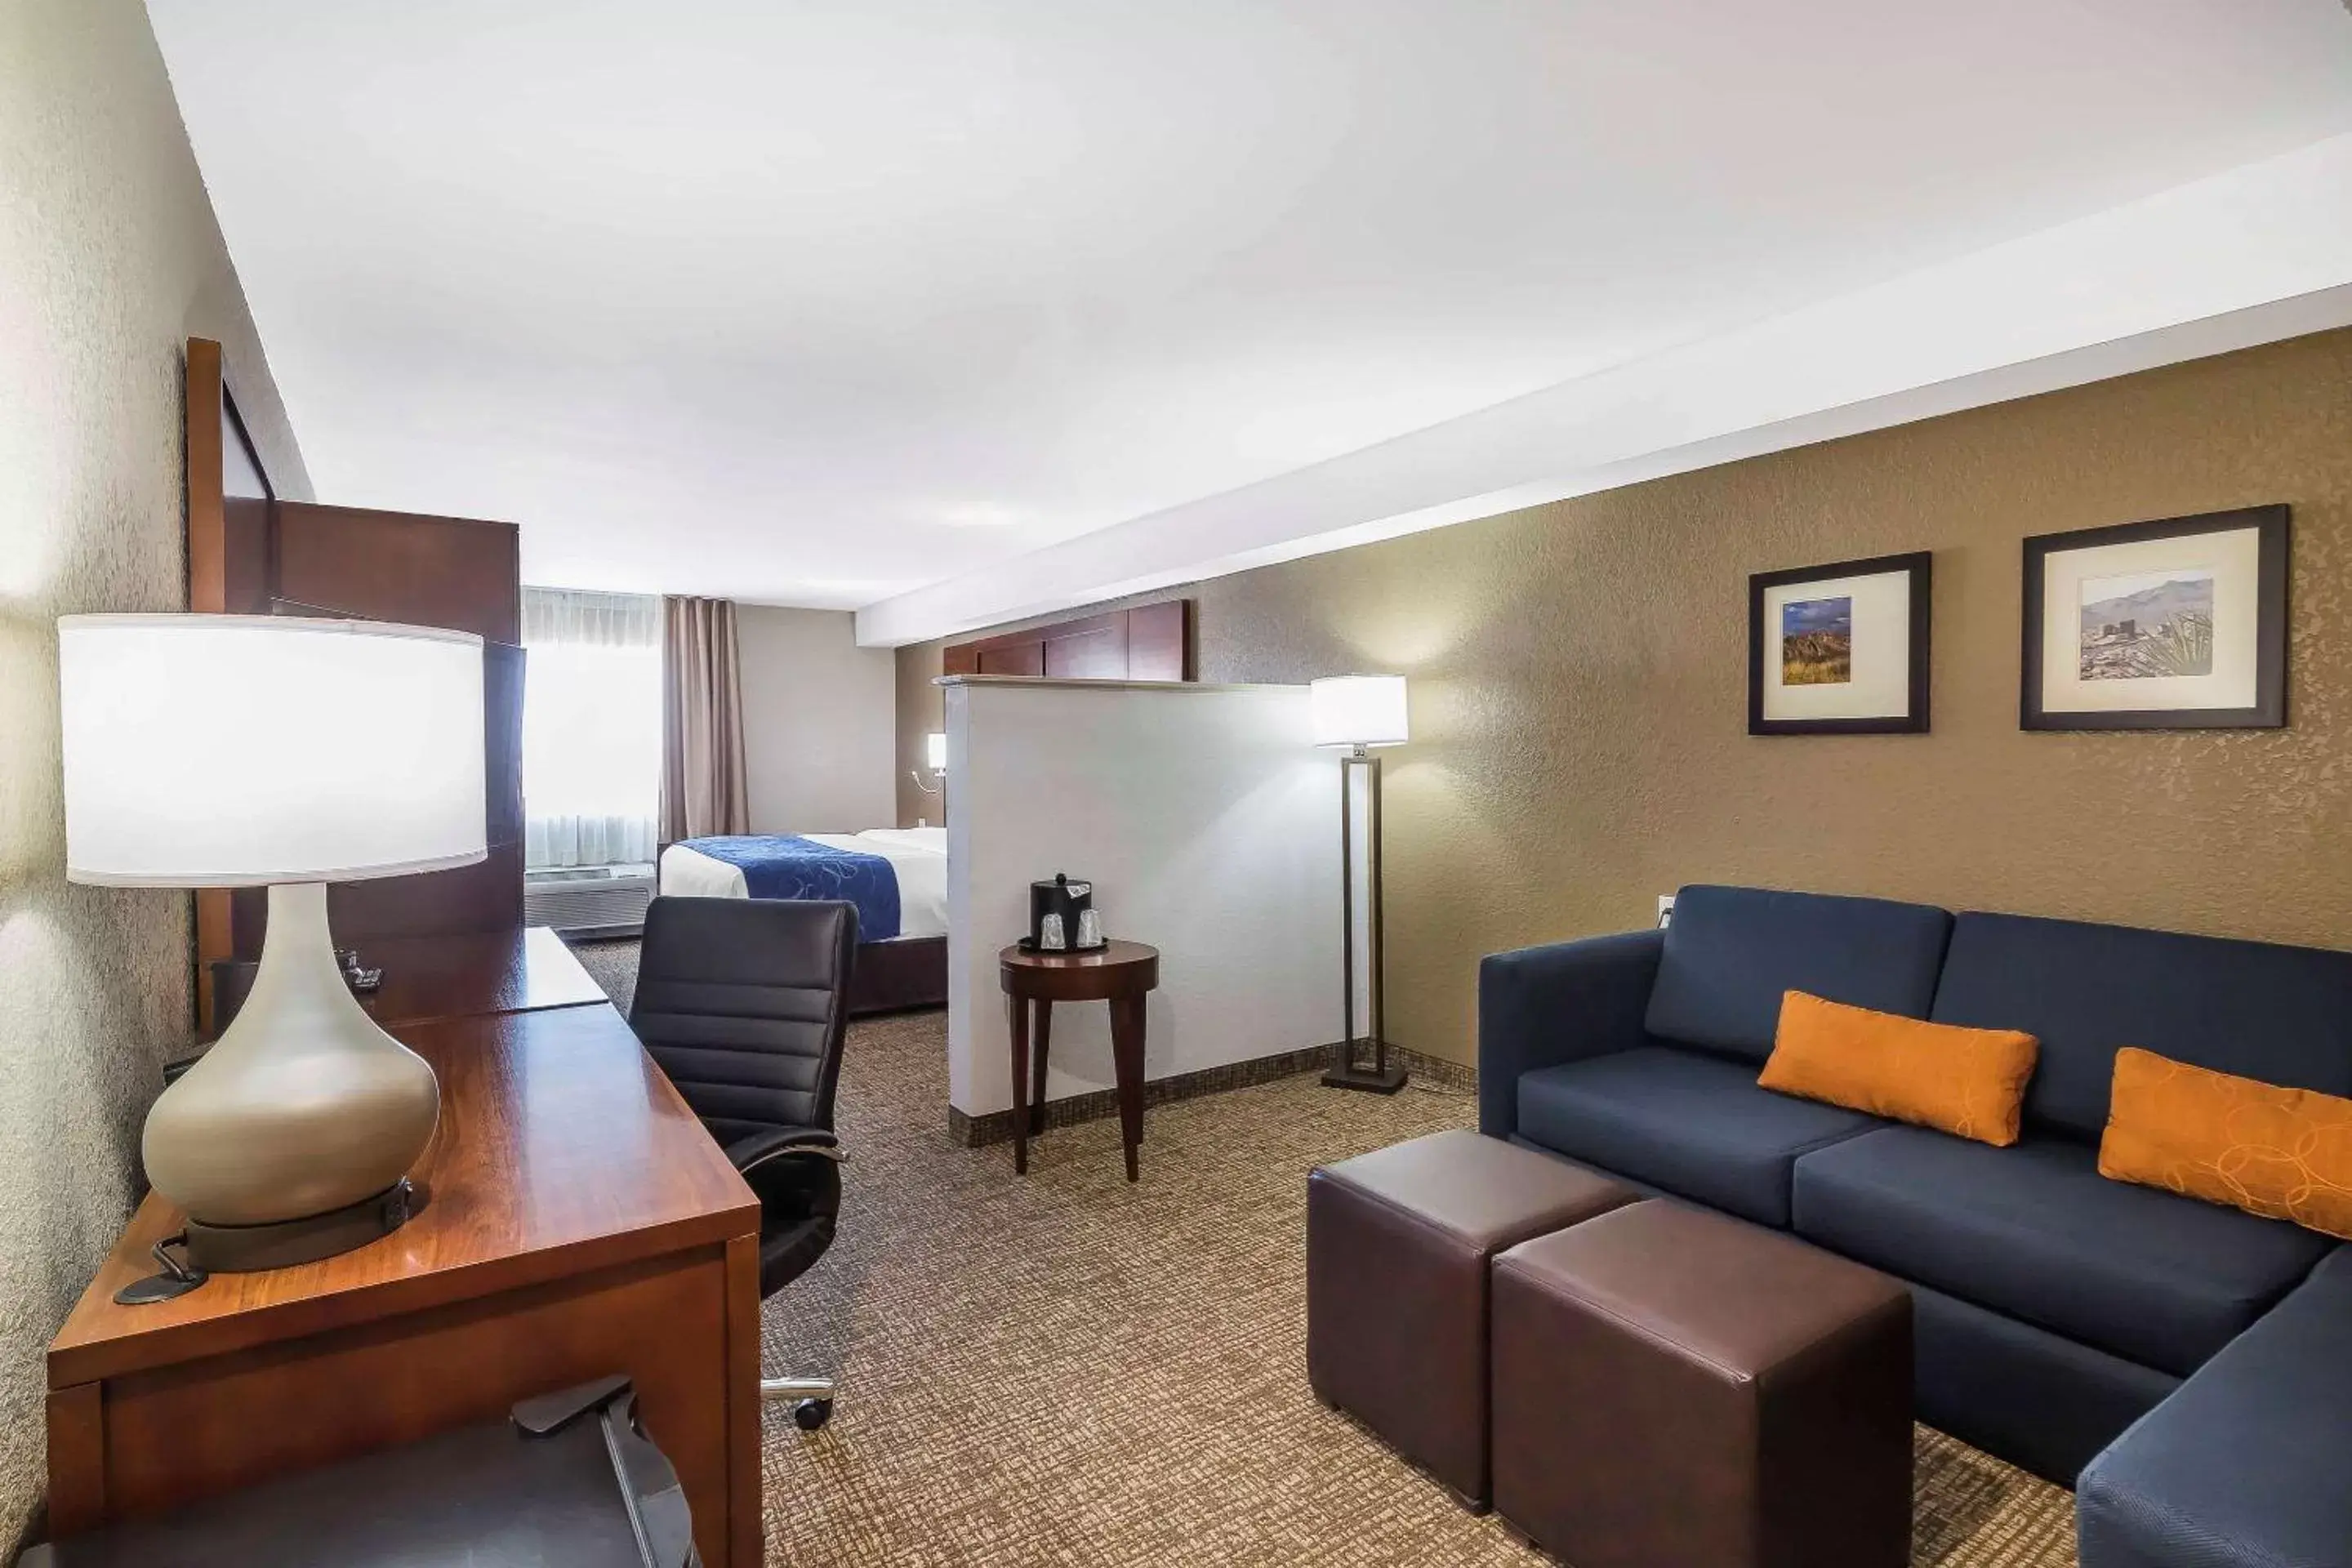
[1748,551,1932,735]
[2021,506,2288,731]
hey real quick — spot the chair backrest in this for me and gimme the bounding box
[629,896,858,1145]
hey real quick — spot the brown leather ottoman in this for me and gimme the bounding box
[1307,1130,1636,1508]
[1491,1200,1913,1568]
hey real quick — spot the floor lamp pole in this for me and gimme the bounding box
[1325,746,1406,1094]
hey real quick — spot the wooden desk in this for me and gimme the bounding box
[47,1003,764,1568]
[208,924,609,1036]
[1000,940,1160,1182]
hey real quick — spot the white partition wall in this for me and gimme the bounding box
[944,678,1343,1120]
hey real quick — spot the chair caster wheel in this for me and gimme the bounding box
[792,1398,833,1432]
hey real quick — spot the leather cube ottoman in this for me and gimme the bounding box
[1492,1200,1913,1568]
[1307,1129,1635,1508]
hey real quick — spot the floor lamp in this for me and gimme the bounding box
[1312,675,1409,1094]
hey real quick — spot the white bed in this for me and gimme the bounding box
[657,826,949,939]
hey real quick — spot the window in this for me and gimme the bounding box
[521,587,661,868]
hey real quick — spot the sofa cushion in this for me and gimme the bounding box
[2078,1246,2352,1568]
[1646,885,1953,1062]
[1793,1126,2329,1377]
[1931,911,2352,1140]
[1517,1045,1880,1227]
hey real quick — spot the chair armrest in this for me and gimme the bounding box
[724,1126,841,1178]
[1477,928,1664,1141]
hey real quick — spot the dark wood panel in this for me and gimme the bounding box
[1041,613,1127,679]
[50,1004,756,1387]
[185,341,278,1029]
[183,339,226,617]
[976,641,1045,676]
[1128,598,1192,680]
[947,599,1193,684]
[209,927,607,1037]
[44,1382,105,1537]
[229,848,527,962]
[722,1235,762,1568]
[181,352,529,1007]
[273,501,520,643]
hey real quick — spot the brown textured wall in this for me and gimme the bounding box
[0,0,311,1544]
[899,329,2352,1068]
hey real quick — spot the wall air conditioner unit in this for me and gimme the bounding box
[523,864,655,938]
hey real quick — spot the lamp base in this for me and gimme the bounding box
[112,1179,423,1305]
[185,1178,422,1274]
[1322,1057,1409,1095]
[143,881,440,1237]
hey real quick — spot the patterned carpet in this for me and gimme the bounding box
[568,938,2078,1566]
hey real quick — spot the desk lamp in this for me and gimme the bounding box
[60,614,486,1290]
[1310,675,1409,1094]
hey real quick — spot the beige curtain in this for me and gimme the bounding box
[659,596,751,842]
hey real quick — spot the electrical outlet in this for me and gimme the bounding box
[1657,893,1676,929]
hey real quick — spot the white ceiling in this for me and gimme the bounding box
[150,1,2352,637]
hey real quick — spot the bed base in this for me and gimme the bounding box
[849,934,947,1016]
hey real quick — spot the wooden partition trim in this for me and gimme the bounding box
[942,598,1194,682]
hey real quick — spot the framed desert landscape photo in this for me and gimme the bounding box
[1748,550,1931,736]
[2021,506,2288,732]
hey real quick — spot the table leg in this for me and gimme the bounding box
[1030,999,1053,1136]
[1007,991,1031,1176]
[1109,992,1146,1183]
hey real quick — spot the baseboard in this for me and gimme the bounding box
[947,1040,1476,1147]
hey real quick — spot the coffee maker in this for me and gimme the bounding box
[1024,872,1103,951]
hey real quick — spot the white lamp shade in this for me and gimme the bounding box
[1309,675,1410,748]
[60,614,488,887]
[925,731,948,771]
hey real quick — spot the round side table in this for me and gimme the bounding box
[997,940,1160,1181]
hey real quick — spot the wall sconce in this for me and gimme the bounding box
[911,731,947,795]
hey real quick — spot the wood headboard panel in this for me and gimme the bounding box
[941,599,1194,681]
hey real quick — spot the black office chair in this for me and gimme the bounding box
[628,894,857,1432]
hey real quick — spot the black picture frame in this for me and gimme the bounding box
[2020,506,2288,732]
[1747,550,1932,736]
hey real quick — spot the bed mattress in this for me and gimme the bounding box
[657,827,947,940]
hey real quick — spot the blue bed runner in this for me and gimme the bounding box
[679,835,900,942]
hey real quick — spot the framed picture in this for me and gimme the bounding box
[2021,506,2288,731]
[1748,551,1931,736]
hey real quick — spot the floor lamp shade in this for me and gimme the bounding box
[57,614,488,1281]
[1309,675,1409,750]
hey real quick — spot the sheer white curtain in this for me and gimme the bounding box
[523,587,662,868]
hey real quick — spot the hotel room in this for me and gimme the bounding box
[6,2,2352,1565]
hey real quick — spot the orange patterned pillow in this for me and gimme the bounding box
[2100,1048,2352,1240]
[1758,991,2038,1147]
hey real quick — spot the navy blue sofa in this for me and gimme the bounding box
[1478,885,2352,1566]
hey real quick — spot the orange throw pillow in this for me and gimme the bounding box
[2099,1047,2352,1240]
[1758,991,2038,1147]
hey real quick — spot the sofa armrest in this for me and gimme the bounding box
[2077,1248,2352,1567]
[1477,928,1664,1140]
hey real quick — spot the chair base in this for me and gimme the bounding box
[762,1374,836,1432]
